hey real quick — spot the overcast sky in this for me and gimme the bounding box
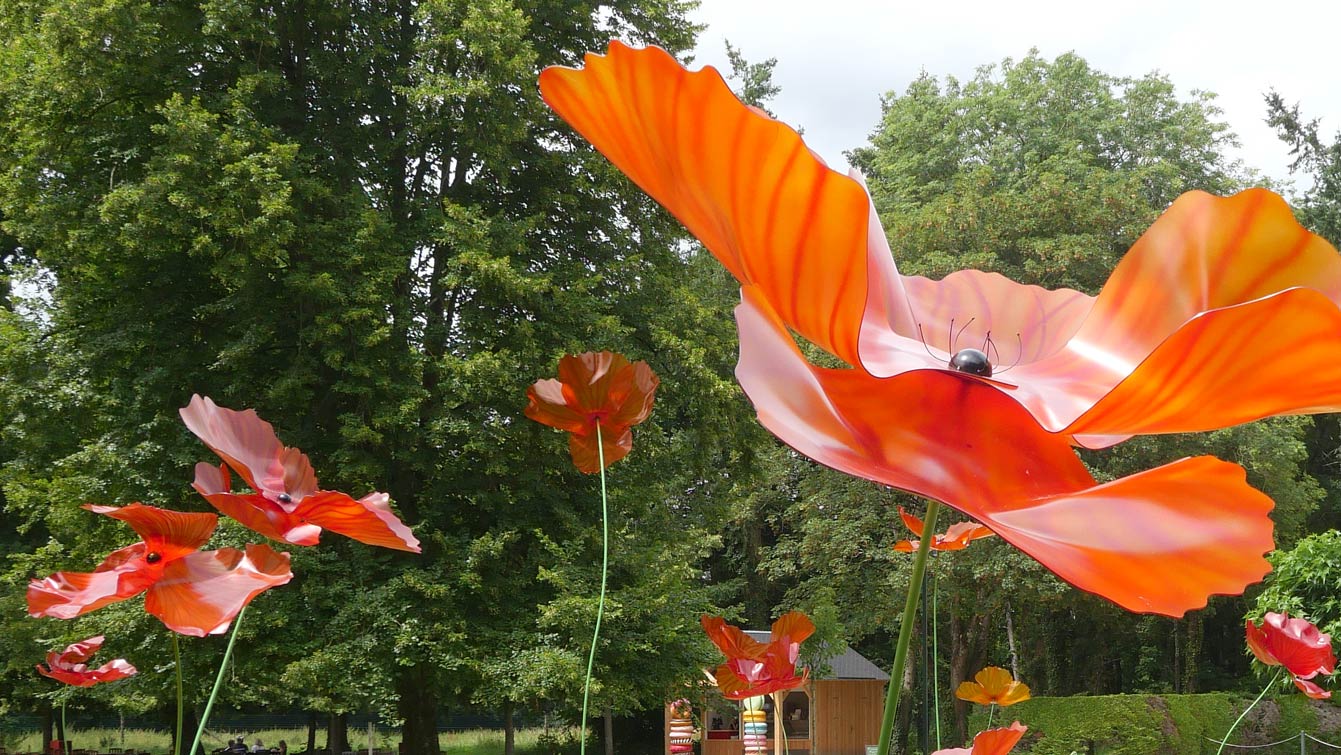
[686,0,1340,189]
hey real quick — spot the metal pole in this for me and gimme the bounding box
[920,575,930,754]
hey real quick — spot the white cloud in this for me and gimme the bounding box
[689,0,1341,188]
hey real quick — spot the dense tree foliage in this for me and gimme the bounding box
[0,2,755,753]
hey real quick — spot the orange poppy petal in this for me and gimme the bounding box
[1053,288,1341,438]
[180,394,319,500]
[996,681,1031,706]
[898,506,925,537]
[735,289,1274,615]
[701,615,766,660]
[972,667,1016,699]
[27,560,147,620]
[191,463,319,546]
[84,503,217,559]
[892,539,919,553]
[966,723,1028,755]
[540,43,874,366]
[609,360,660,427]
[954,681,994,706]
[1294,677,1331,699]
[145,544,292,637]
[524,378,587,432]
[1246,618,1276,666]
[296,491,421,553]
[978,456,1273,615]
[771,611,816,648]
[937,522,995,550]
[567,424,633,474]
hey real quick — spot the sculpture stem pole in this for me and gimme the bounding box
[579,422,610,755]
[172,634,183,755]
[190,606,247,755]
[876,500,941,755]
[1215,671,1281,755]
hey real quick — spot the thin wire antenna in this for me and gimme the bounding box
[947,318,955,353]
[916,323,938,359]
[983,331,999,364]
[952,317,975,352]
[994,333,1025,375]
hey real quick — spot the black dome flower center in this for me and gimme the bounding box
[277,493,292,504]
[146,552,162,564]
[949,348,992,378]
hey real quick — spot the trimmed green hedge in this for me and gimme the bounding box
[964,693,1337,755]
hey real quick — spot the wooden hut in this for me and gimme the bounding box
[666,632,889,755]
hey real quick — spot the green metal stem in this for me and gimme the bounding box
[876,500,941,755]
[932,567,941,751]
[579,422,610,755]
[173,634,183,755]
[986,704,995,731]
[190,606,248,755]
[1215,671,1281,755]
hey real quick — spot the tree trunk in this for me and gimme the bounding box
[603,707,614,755]
[42,705,54,754]
[328,714,349,755]
[1005,600,1019,679]
[503,702,514,755]
[894,653,916,755]
[396,666,440,755]
[1182,613,1203,694]
[306,712,318,754]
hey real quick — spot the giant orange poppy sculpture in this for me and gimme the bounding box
[27,503,292,637]
[894,506,994,553]
[37,635,137,687]
[525,351,659,473]
[702,611,814,699]
[538,41,1341,617]
[181,395,420,553]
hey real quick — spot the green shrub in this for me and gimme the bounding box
[966,693,1333,755]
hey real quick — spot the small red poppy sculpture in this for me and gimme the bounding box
[702,611,814,699]
[538,42,1341,616]
[956,667,1031,707]
[1246,612,1335,698]
[181,395,420,553]
[27,503,292,636]
[525,351,659,473]
[933,723,1027,755]
[36,635,137,687]
[894,506,994,553]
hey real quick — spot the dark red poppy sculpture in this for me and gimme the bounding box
[702,611,814,699]
[27,503,292,636]
[1246,612,1335,698]
[181,395,420,553]
[538,42,1341,616]
[37,635,137,687]
[525,351,659,473]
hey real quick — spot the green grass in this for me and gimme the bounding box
[2,728,579,755]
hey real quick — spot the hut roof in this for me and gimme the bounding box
[742,631,889,681]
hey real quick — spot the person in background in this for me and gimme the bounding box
[250,740,265,754]
[278,741,288,755]
[228,738,247,754]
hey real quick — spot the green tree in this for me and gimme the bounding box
[0,4,754,755]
